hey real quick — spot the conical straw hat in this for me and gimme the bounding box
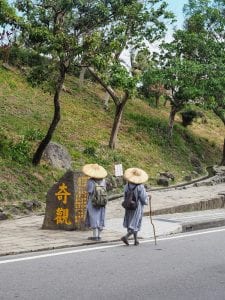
[124,167,148,184]
[82,163,107,179]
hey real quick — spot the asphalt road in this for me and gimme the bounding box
[1,228,225,300]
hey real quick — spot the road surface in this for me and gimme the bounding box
[1,227,225,300]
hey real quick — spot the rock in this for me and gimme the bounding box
[195,166,204,174]
[157,177,169,187]
[184,175,192,182]
[42,142,72,170]
[32,200,42,208]
[8,206,21,215]
[22,200,41,211]
[190,156,202,168]
[159,171,175,181]
[22,201,34,211]
[0,212,8,220]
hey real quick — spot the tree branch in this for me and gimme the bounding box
[87,67,120,106]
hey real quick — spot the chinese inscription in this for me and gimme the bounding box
[54,208,72,225]
[75,175,88,229]
[55,183,71,205]
[42,170,88,231]
[54,183,72,225]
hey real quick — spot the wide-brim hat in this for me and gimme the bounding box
[124,167,148,184]
[82,163,107,179]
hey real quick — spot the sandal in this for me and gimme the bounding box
[121,236,129,246]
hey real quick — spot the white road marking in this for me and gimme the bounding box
[156,212,225,221]
[1,227,225,265]
[170,212,225,220]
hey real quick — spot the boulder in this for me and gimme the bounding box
[22,200,42,211]
[0,212,8,220]
[159,171,175,181]
[157,177,169,187]
[43,142,72,170]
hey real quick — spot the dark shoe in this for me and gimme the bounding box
[134,240,139,246]
[121,236,129,246]
[88,237,98,241]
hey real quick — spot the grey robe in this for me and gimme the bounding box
[85,178,106,230]
[123,183,149,232]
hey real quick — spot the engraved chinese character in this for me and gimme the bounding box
[54,208,72,225]
[55,183,71,205]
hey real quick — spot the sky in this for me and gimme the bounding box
[5,0,188,32]
[164,0,189,43]
[2,0,189,61]
[167,0,189,29]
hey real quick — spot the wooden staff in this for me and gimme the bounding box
[149,196,157,245]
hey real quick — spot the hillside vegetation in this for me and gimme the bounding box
[0,65,223,214]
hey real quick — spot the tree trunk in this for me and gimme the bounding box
[32,63,66,165]
[163,98,168,107]
[103,89,110,110]
[221,137,225,166]
[87,67,129,149]
[109,102,126,149]
[213,108,225,166]
[168,106,177,138]
[155,95,160,108]
[79,67,86,86]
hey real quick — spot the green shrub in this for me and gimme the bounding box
[127,113,169,146]
[83,140,99,157]
[9,139,31,164]
[7,45,46,67]
[24,128,44,141]
[83,146,96,156]
[0,135,31,164]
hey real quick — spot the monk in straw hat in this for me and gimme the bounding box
[121,167,149,246]
[82,163,108,241]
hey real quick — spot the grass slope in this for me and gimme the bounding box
[0,65,223,214]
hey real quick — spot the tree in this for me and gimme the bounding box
[88,64,137,149]
[84,0,174,149]
[143,32,205,138]
[183,0,225,165]
[15,0,126,164]
[0,0,17,25]
[0,0,18,64]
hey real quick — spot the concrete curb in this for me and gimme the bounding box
[182,219,225,232]
[144,195,225,216]
[1,214,225,257]
[0,239,122,257]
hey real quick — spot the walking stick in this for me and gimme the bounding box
[149,197,157,245]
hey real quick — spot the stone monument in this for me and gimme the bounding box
[42,170,88,230]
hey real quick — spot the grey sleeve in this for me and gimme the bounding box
[87,179,95,194]
[137,184,149,205]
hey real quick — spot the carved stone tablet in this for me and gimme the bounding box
[42,171,88,230]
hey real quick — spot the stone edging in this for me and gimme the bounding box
[108,166,225,201]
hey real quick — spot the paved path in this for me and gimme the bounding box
[108,182,225,217]
[0,183,224,256]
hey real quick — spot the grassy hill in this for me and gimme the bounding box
[0,64,223,215]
